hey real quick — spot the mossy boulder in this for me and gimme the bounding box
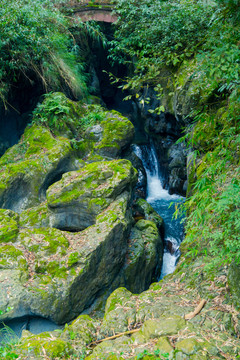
[62,314,96,343]
[133,198,164,235]
[94,110,134,158]
[0,209,19,243]
[175,337,203,355]
[17,331,72,359]
[47,159,137,231]
[121,219,163,293]
[0,124,77,213]
[101,288,137,335]
[154,336,174,356]
[0,194,133,324]
[140,316,186,340]
[19,202,50,228]
[86,335,132,360]
[61,314,97,356]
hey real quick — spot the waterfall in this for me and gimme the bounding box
[133,142,185,279]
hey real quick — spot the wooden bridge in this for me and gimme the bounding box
[59,0,117,23]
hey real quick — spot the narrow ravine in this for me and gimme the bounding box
[133,141,185,279]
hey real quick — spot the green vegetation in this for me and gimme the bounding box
[0,0,88,106]
[110,0,215,84]
[111,0,240,271]
[181,98,240,270]
[32,92,106,136]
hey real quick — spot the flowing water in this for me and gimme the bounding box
[133,142,185,279]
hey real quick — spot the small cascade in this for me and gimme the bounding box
[133,142,185,279]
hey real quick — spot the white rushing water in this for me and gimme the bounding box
[133,143,184,279]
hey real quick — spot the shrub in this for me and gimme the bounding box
[0,0,87,105]
[110,0,215,77]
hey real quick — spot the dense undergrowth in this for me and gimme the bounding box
[0,0,89,106]
[110,0,240,271]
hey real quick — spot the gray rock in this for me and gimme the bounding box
[47,159,137,232]
[122,219,163,293]
[0,125,78,213]
[0,194,134,325]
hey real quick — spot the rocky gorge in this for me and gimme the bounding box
[0,83,238,360]
[0,0,240,359]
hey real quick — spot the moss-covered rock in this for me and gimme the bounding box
[101,288,136,335]
[0,193,134,324]
[19,202,50,228]
[154,336,174,356]
[86,335,132,360]
[133,198,164,234]
[0,209,19,243]
[17,331,72,359]
[140,316,186,340]
[61,315,97,357]
[62,314,96,343]
[47,159,137,231]
[122,219,163,293]
[94,110,134,158]
[175,337,203,355]
[0,124,77,213]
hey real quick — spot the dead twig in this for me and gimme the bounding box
[185,299,207,320]
[89,328,140,346]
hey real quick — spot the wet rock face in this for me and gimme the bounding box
[123,149,147,199]
[168,142,188,195]
[132,85,189,196]
[153,137,188,196]
[121,219,163,293]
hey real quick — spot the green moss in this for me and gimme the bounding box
[46,260,68,278]
[0,209,19,243]
[68,252,80,267]
[0,123,75,211]
[104,288,133,314]
[18,332,72,359]
[19,202,49,228]
[0,244,26,269]
[74,138,94,158]
[19,228,69,255]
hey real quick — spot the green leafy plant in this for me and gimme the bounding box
[32,92,73,131]
[32,92,105,136]
[180,96,240,271]
[109,0,215,86]
[79,105,106,130]
[135,349,170,359]
[0,0,88,106]
[0,315,19,360]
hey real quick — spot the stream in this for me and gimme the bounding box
[133,141,185,279]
